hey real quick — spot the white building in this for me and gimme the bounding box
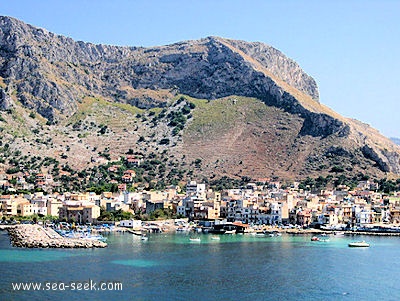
[119,219,142,228]
[186,181,206,199]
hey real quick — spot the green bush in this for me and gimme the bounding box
[159,138,170,145]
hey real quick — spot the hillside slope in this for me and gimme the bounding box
[0,16,399,185]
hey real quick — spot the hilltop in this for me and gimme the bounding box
[0,16,399,191]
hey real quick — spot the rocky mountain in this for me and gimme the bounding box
[0,16,399,186]
[391,138,400,146]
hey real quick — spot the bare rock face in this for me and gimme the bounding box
[0,17,320,120]
[361,145,400,174]
[220,38,319,101]
[0,88,13,110]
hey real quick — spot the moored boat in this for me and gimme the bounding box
[189,237,201,242]
[333,231,345,236]
[311,235,329,242]
[348,241,370,247]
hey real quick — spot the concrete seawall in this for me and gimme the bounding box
[3,224,107,248]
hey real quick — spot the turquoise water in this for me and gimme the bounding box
[1,230,400,301]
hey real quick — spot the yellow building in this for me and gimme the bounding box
[17,201,34,217]
[59,204,101,224]
[0,195,18,216]
[47,198,63,216]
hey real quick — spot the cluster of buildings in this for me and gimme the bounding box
[172,181,400,228]
[1,175,400,228]
[0,154,145,194]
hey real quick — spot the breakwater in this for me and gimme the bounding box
[3,224,107,248]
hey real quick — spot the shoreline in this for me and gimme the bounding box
[2,224,400,249]
[281,228,400,236]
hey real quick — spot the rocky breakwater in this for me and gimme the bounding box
[7,224,107,248]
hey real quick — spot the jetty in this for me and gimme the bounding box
[2,224,107,248]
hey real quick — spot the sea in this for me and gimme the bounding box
[0,231,399,301]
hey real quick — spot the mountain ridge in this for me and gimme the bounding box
[0,15,399,186]
[391,138,400,146]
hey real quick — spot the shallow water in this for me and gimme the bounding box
[1,230,399,301]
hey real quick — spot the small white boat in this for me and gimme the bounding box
[333,231,345,236]
[189,237,201,242]
[348,241,370,248]
[211,236,220,240]
[85,235,107,242]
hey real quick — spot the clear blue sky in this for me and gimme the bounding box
[2,0,399,138]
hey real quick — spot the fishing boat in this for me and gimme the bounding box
[348,241,370,248]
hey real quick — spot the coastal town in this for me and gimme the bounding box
[1,168,400,232]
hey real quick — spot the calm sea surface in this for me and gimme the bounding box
[1,230,400,301]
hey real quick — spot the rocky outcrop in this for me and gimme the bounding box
[0,87,13,110]
[360,145,400,174]
[220,38,319,101]
[361,145,390,172]
[299,112,350,138]
[6,224,107,248]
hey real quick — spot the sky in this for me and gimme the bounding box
[2,0,399,138]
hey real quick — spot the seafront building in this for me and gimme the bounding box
[0,172,400,228]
